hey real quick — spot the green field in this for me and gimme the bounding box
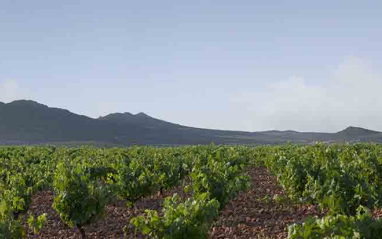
[2,144,382,238]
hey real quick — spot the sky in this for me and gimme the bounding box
[1,0,382,132]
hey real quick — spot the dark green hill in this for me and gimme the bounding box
[335,126,380,139]
[0,100,381,145]
[0,100,119,142]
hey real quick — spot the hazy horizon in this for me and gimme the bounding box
[1,1,382,132]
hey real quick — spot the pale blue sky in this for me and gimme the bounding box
[1,1,382,132]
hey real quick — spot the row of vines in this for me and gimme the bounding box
[254,143,382,238]
[3,143,382,238]
[0,145,251,238]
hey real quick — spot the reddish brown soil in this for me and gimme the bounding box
[22,167,322,238]
[209,167,324,239]
[22,185,189,239]
[372,208,382,219]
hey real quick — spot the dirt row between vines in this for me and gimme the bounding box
[23,167,323,238]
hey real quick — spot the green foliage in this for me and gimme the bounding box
[262,143,382,215]
[129,146,251,238]
[0,200,25,239]
[27,213,47,234]
[190,147,251,208]
[52,162,110,234]
[129,193,219,239]
[114,148,189,204]
[5,144,382,238]
[1,174,33,215]
[288,206,382,239]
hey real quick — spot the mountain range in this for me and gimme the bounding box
[0,100,381,146]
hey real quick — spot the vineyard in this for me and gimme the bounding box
[2,144,382,238]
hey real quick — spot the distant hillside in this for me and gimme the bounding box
[0,100,381,145]
[0,100,121,142]
[335,126,381,139]
[99,112,183,130]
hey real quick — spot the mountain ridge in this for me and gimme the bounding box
[0,100,381,145]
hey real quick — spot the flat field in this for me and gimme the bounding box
[2,144,382,238]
